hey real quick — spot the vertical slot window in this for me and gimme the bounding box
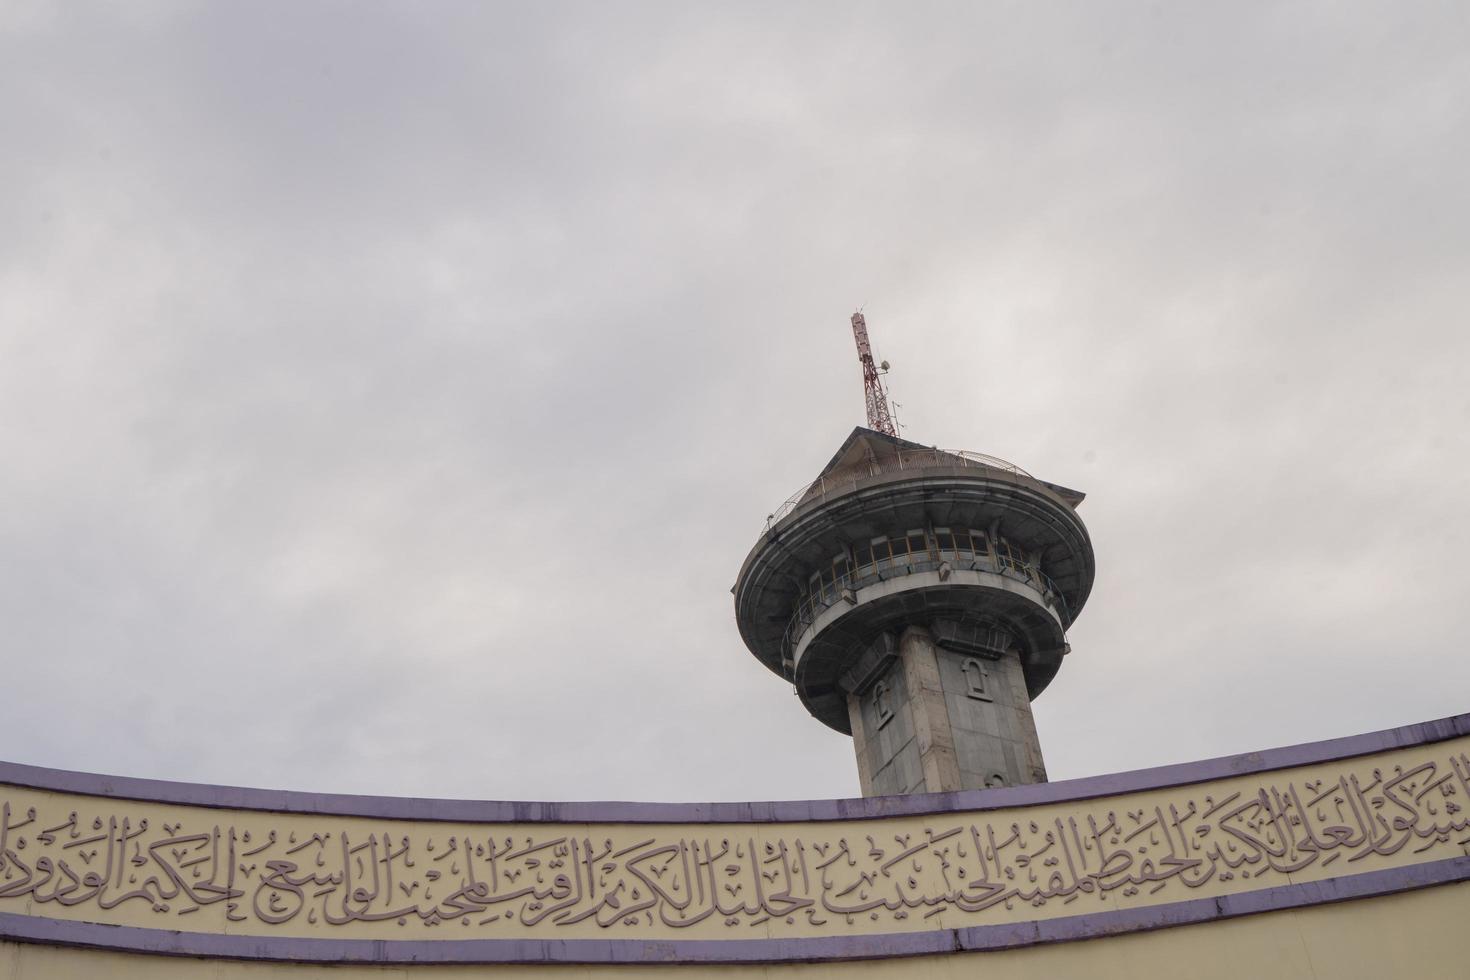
[906,531,928,563]
[872,536,894,572]
[997,538,1026,575]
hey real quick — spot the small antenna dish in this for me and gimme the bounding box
[879,360,890,371]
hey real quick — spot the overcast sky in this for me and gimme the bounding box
[1,2,1467,804]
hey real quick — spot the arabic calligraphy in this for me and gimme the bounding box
[2,742,1468,940]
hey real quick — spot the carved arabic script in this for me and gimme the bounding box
[2,747,1468,937]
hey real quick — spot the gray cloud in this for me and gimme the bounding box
[1,2,1467,803]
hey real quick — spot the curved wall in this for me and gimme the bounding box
[0,714,1466,969]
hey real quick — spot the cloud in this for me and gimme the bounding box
[0,2,1467,802]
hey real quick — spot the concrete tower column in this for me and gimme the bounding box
[844,625,1048,795]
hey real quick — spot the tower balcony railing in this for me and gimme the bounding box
[778,553,1071,675]
[763,449,1033,534]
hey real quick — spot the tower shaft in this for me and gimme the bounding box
[850,313,897,437]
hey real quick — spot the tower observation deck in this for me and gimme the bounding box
[733,339,1095,797]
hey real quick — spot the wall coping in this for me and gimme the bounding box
[1,713,1466,825]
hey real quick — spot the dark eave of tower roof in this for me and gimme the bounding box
[1036,479,1086,509]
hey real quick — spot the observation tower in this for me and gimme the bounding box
[733,314,1095,797]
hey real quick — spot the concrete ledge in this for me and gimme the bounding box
[791,567,1064,673]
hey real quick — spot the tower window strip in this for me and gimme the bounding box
[785,531,1067,657]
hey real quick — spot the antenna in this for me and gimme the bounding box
[850,312,898,437]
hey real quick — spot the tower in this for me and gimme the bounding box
[733,320,1094,797]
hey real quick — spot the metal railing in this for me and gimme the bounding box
[763,448,1033,534]
[779,553,1071,673]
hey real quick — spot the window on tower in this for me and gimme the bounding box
[789,528,1048,643]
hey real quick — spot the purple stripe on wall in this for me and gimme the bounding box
[0,714,1465,824]
[1,856,1465,964]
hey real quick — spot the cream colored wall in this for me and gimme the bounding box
[1,734,1466,945]
[4,880,1468,979]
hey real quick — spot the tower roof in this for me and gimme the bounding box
[813,427,936,481]
[806,427,1086,510]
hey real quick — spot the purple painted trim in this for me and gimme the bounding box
[1,856,1465,964]
[0,714,1465,824]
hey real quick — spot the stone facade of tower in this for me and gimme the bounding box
[734,427,1094,797]
[846,626,1048,795]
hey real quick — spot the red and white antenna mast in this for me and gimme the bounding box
[850,312,898,436]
